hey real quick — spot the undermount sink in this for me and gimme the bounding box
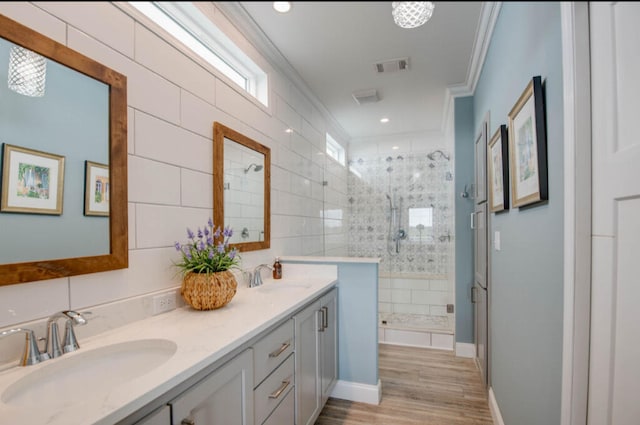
[254,282,311,292]
[2,338,177,408]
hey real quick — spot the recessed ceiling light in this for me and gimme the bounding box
[273,2,291,13]
[285,128,293,133]
[392,146,400,150]
[380,117,390,123]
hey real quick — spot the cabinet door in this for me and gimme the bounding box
[320,289,337,405]
[294,300,321,425]
[171,349,254,425]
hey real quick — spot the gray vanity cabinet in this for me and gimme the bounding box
[294,288,338,425]
[133,286,337,425]
[170,348,254,425]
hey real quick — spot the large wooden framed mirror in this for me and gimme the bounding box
[0,14,127,285]
[213,122,270,252]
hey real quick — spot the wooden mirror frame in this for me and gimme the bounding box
[0,14,128,285]
[213,122,270,252]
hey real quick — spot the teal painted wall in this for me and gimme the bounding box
[282,259,379,386]
[454,96,475,344]
[473,3,564,424]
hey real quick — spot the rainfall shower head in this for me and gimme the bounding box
[244,163,263,173]
[427,150,450,161]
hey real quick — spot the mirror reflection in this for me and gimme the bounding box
[0,13,128,286]
[213,122,270,252]
[223,137,265,244]
[0,38,110,264]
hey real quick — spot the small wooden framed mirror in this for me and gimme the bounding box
[213,122,270,252]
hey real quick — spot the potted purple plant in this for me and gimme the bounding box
[174,218,240,310]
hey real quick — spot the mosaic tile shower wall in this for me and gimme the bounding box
[347,152,454,276]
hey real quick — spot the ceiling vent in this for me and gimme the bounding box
[374,57,410,73]
[352,89,380,105]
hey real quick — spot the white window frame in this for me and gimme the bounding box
[326,132,345,166]
[127,2,268,106]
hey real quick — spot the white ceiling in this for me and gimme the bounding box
[229,2,485,142]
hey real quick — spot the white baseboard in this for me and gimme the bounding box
[489,387,506,425]
[331,379,382,405]
[455,342,476,358]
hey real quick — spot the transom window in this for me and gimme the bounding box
[130,2,268,106]
[326,132,345,166]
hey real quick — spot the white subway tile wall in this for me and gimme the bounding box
[0,2,348,332]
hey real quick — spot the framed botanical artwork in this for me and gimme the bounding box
[508,75,548,208]
[488,125,509,213]
[84,160,109,216]
[1,144,65,215]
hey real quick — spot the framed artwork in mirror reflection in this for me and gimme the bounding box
[84,160,109,216]
[1,143,65,215]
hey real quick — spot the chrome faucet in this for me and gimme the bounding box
[0,328,45,366]
[44,310,88,359]
[249,264,273,288]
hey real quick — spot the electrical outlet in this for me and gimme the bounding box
[152,292,177,315]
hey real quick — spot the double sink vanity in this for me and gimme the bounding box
[0,264,338,425]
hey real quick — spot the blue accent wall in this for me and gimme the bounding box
[473,3,564,424]
[282,259,379,386]
[454,96,475,344]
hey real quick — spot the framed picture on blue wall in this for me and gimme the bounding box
[488,125,509,213]
[84,160,109,216]
[0,143,65,215]
[507,75,548,208]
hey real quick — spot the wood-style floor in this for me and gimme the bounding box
[315,344,494,425]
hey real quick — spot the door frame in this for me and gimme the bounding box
[560,3,591,425]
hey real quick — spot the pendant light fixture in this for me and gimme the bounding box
[7,45,47,97]
[392,2,435,29]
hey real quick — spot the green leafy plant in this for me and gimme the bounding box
[174,218,240,275]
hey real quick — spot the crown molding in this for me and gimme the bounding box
[449,1,502,98]
[215,2,351,143]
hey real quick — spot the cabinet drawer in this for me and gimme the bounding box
[262,385,294,425]
[253,318,294,386]
[254,354,294,425]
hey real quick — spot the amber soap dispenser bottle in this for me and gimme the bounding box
[273,257,282,279]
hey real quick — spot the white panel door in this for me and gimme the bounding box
[588,3,640,424]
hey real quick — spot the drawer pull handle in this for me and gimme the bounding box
[269,379,291,399]
[322,306,329,329]
[268,342,291,358]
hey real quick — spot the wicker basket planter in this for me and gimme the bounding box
[181,270,237,310]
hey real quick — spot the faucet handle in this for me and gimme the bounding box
[62,311,89,354]
[0,328,44,366]
[63,320,80,353]
[46,310,90,358]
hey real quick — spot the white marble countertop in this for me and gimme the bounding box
[0,264,337,425]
